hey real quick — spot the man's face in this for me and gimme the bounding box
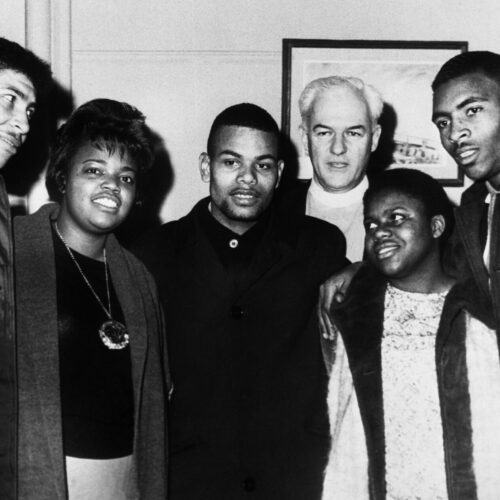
[432,72,500,189]
[0,69,36,169]
[199,125,283,235]
[301,86,381,193]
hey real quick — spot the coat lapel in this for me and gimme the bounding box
[106,236,148,423]
[176,202,289,301]
[15,204,67,499]
[180,209,234,299]
[332,265,387,500]
[235,217,286,300]
[455,184,490,298]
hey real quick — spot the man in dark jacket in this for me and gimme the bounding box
[432,50,500,335]
[0,38,51,499]
[133,103,348,500]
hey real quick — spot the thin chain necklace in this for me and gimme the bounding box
[53,221,129,350]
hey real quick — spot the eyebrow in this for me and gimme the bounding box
[7,85,34,103]
[432,96,489,121]
[82,159,137,171]
[312,124,367,131]
[347,125,367,132]
[218,149,277,161]
[82,158,107,165]
[121,165,138,173]
[1,85,37,109]
[311,124,332,132]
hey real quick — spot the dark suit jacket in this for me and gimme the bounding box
[0,177,16,500]
[274,178,311,215]
[448,181,500,333]
[133,198,348,500]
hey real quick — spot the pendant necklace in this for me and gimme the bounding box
[53,222,129,350]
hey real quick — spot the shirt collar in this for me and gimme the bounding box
[309,175,369,208]
[485,181,500,204]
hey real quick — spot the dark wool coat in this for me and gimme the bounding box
[133,199,348,500]
[15,204,170,500]
[322,264,494,500]
[448,181,500,334]
[273,178,311,215]
[0,177,16,500]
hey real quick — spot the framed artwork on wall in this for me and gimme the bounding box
[282,39,468,186]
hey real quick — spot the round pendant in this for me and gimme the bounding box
[99,320,129,350]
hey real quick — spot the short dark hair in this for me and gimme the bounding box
[432,51,500,92]
[46,98,154,202]
[364,168,454,246]
[0,38,52,99]
[206,103,280,157]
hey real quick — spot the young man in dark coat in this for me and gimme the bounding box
[133,103,348,500]
[0,38,51,500]
[432,50,500,336]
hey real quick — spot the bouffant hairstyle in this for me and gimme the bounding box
[46,98,154,202]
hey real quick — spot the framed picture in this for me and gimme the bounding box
[282,39,468,186]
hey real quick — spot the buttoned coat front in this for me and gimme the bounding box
[133,199,348,500]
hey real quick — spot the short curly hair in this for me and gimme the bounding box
[46,98,154,202]
[206,103,280,157]
[432,51,500,92]
[0,37,52,99]
[364,168,454,248]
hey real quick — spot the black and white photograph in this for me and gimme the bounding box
[1,1,500,499]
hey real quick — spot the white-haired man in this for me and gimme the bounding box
[276,76,383,261]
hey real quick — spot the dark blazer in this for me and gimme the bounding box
[0,177,16,500]
[449,181,500,332]
[133,198,348,500]
[15,204,170,500]
[274,178,311,215]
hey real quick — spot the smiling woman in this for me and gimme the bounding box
[322,168,500,499]
[14,99,169,500]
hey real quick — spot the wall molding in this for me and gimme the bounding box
[74,49,281,59]
[26,0,72,91]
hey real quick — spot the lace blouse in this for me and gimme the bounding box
[382,284,449,500]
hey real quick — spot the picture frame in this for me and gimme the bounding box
[282,39,468,186]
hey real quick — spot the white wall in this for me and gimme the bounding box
[0,0,26,45]
[2,0,500,218]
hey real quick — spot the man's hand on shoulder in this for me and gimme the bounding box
[317,261,362,339]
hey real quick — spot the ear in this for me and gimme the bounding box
[199,153,211,183]
[275,160,285,189]
[300,124,310,157]
[370,124,382,152]
[431,214,446,239]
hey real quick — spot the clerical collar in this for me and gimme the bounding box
[485,181,500,204]
[309,175,369,207]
